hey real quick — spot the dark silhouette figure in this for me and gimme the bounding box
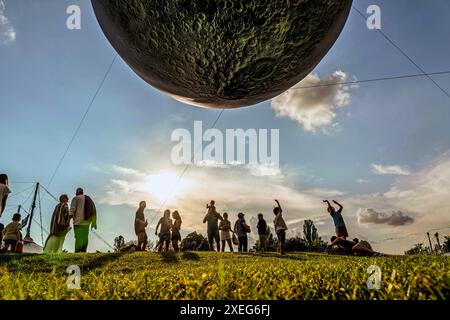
[257,213,268,253]
[219,212,233,252]
[273,199,287,255]
[203,200,223,251]
[135,201,148,251]
[234,212,250,252]
[171,210,182,252]
[155,210,172,252]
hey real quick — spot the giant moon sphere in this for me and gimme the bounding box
[92,0,353,108]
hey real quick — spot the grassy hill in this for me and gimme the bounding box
[0,252,448,300]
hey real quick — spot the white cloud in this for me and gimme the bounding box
[371,163,411,176]
[271,71,355,132]
[194,160,282,177]
[0,1,16,45]
[357,178,371,184]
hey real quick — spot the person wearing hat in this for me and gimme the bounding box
[234,212,251,252]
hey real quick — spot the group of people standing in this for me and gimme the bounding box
[134,202,183,252]
[0,173,97,254]
[201,199,288,254]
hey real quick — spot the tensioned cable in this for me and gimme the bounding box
[46,54,118,189]
[352,6,450,100]
[293,70,450,90]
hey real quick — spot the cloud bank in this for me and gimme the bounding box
[357,208,414,226]
[271,71,354,132]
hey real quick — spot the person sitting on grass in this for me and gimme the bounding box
[155,209,172,252]
[273,200,287,255]
[2,213,22,253]
[257,213,268,253]
[171,210,182,252]
[203,200,223,252]
[135,201,148,251]
[219,212,233,252]
[324,200,348,240]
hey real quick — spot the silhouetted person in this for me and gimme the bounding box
[352,238,374,256]
[155,209,172,252]
[44,194,71,253]
[234,212,250,252]
[2,213,22,253]
[273,199,287,255]
[70,188,97,253]
[257,213,268,253]
[171,210,182,252]
[135,201,148,251]
[326,236,355,254]
[0,174,11,217]
[324,200,348,239]
[203,200,223,251]
[219,212,233,252]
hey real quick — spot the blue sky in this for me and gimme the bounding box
[1,0,450,254]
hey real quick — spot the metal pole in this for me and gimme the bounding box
[25,182,39,239]
[435,232,442,255]
[427,232,434,255]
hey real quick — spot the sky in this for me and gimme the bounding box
[1,0,450,254]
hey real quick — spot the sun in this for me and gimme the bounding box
[137,171,191,203]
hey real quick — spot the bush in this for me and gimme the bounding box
[180,232,209,251]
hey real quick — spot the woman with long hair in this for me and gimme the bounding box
[171,210,182,252]
[219,212,233,252]
[155,209,172,252]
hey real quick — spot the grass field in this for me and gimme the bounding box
[0,252,448,300]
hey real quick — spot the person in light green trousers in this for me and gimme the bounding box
[44,194,71,253]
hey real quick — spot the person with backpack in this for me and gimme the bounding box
[257,213,268,253]
[44,194,71,253]
[70,187,97,253]
[234,212,250,252]
[273,199,287,255]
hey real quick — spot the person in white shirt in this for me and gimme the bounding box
[70,187,97,253]
[0,174,11,218]
[273,199,287,255]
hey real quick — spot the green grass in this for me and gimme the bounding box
[0,252,448,300]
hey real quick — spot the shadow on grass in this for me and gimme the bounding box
[0,252,126,273]
[181,251,200,261]
[160,251,179,264]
